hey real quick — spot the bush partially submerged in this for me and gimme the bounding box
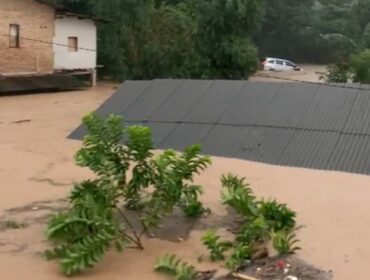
[45,114,301,277]
[320,63,353,83]
[202,174,299,270]
[351,49,370,84]
[321,49,370,84]
[45,113,211,276]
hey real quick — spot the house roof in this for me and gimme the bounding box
[34,0,63,9]
[0,74,85,94]
[34,0,106,22]
[70,79,370,175]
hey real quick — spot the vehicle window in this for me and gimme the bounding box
[276,60,284,65]
[285,61,295,67]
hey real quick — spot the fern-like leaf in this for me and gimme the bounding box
[221,173,257,218]
[258,199,296,231]
[155,254,198,280]
[202,230,233,261]
[271,230,301,255]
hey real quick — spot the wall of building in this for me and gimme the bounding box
[0,0,55,75]
[54,17,97,70]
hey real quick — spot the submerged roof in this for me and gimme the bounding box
[0,74,85,94]
[70,79,370,175]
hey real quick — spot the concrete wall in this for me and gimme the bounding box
[0,0,55,75]
[54,17,97,70]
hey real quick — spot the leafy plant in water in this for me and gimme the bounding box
[271,230,301,255]
[258,199,296,231]
[202,173,300,271]
[350,49,370,84]
[46,113,211,275]
[45,181,125,276]
[201,230,233,261]
[320,63,353,83]
[154,254,198,280]
[221,174,257,218]
[180,184,206,218]
[225,243,252,270]
[236,215,270,244]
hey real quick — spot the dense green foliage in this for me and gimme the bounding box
[271,231,301,255]
[51,0,264,80]
[320,63,353,83]
[321,49,370,83]
[45,114,211,275]
[48,0,370,80]
[201,230,233,261]
[351,49,370,83]
[202,174,298,270]
[258,199,297,231]
[259,0,370,63]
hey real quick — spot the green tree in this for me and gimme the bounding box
[257,0,314,61]
[258,0,370,63]
[351,49,370,83]
[195,0,265,79]
[52,0,265,80]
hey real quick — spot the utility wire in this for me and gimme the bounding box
[3,34,96,52]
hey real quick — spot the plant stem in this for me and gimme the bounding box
[137,211,149,238]
[116,207,144,250]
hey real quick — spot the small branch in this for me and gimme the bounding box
[134,207,150,238]
[126,245,142,249]
[116,207,144,250]
[122,232,139,245]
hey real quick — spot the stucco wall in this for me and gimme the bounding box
[54,17,97,70]
[0,0,55,75]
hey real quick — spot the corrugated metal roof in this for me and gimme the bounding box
[70,79,370,175]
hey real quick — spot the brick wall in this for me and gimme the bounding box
[0,0,55,75]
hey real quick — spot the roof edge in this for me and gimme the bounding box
[34,0,109,23]
[34,0,63,9]
[56,10,110,23]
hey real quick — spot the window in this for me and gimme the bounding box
[285,61,295,67]
[68,37,78,52]
[276,60,284,65]
[9,24,20,48]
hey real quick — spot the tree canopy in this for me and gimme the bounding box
[51,0,370,80]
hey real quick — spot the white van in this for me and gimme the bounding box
[262,57,301,71]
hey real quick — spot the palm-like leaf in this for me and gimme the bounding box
[155,254,198,280]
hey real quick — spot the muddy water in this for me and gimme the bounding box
[1,85,370,279]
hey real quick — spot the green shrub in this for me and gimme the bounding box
[225,243,252,270]
[350,49,370,83]
[271,230,301,256]
[320,63,352,83]
[221,174,257,218]
[202,174,299,271]
[45,113,211,276]
[236,216,270,244]
[258,199,296,231]
[201,230,233,261]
